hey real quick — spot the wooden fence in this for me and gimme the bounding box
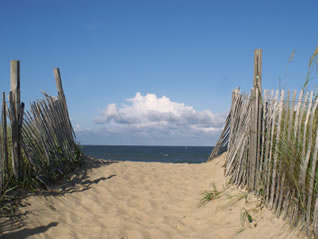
[0,61,78,194]
[210,49,318,236]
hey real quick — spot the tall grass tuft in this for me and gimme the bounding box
[277,132,305,209]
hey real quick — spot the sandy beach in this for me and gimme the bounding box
[0,153,303,239]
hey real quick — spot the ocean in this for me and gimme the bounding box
[81,145,214,164]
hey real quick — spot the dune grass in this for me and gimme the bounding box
[0,124,82,217]
[198,183,223,207]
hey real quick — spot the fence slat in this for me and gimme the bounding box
[262,90,274,199]
[1,93,9,187]
[282,90,298,220]
[269,90,285,209]
[294,90,304,138]
[265,90,279,202]
[275,90,291,216]
[259,89,268,179]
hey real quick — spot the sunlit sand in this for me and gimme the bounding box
[0,153,304,239]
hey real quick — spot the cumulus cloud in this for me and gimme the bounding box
[95,92,226,138]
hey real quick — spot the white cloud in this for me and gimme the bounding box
[95,92,226,138]
[74,123,91,133]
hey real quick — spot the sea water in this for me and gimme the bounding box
[81,145,213,164]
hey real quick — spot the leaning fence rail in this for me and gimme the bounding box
[211,87,318,236]
[0,61,79,197]
[21,93,78,187]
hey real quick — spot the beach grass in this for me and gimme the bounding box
[0,125,82,217]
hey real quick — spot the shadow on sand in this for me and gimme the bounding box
[41,155,118,196]
[0,222,58,239]
[0,155,117,238]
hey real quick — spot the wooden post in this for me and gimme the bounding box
[10,60,23,179]
[54,68,64,97]
[253,49,262,90]
[11,61,20,121]
[248,49,263,191]
[254,50,262,180]
[54,68,75,143]
[1,93,9,185]
[54,68,68,126]
[248,88,257,191]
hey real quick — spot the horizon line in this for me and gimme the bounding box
[80,144,215,147]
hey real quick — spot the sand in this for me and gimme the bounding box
[0,153,304,239]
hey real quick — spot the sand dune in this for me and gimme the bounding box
[0,153,304,239]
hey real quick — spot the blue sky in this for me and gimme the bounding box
[0,0,317,146]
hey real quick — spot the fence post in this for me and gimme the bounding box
[54,68,65,97]
[10,60,23,179]
[54,68,69,118]
[1,93,9,191]
[248,49,262,191]
[54,68,75,142]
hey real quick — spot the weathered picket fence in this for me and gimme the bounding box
[0,61,79,195]
[210,49,318,236]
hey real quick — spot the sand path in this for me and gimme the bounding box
[0,154,302,239]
